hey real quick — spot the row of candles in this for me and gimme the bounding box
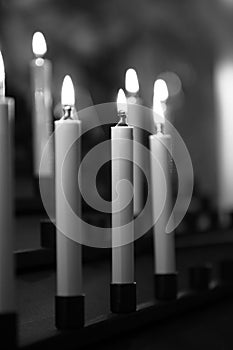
[0,32,176,328]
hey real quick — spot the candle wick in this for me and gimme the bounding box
[0,83,5,98]
[117,111,128,126]
[34,52,44,59]
[156,122,165,135]
[62,105,73,120]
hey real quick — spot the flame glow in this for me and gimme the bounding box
[61,75,75,106]
[125,68,139,94]
[0,51,5,96]
[153,79,169,102]
[117,88,127,114]
[32,32,47,56]
[153,79,168,124]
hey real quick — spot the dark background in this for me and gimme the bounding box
[1,0,233,246]
[0,0,223,196]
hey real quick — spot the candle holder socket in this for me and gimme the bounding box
[154,273,177,300]
[110,283,136,313]
[55,295,85,330]
[189,265,211,292]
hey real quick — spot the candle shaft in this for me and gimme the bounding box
[55,120,82,296]
[150,134,176,274]
[31,58,53,177]
[127,101,145,216]
[0,100,14,312]
[214,55,233,212]
[111,126,134,283]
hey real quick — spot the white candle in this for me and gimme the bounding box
[55,76,82,297]
[31,31,53,179]
[150,80,176,297]
[111,89,134,284]
[125,68,145,216]
[0,51,15,313]
[150,135,176,273]
[214,54,233,219]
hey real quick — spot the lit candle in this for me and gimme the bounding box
[31,31,53,181]
[0,51,16,345]
[110,89,136,313]
[149,79,177,300]
[214,55,233,225]
[55,75,84,329]
[125,68,144,216]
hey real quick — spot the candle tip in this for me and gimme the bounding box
[125,68,139,94]
[32,32,47,56]
[61,75,75,107]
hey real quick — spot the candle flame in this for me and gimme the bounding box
[153,79,168,124]
[61,75,75,106]
[125,68,139,94]
[117,88,127,114]
[0,51,5,97]
[32,32,47,56]
[153,79,169,102]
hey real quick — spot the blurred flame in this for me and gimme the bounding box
[153,79,169,102]
[117,88,127,114]
[0,51,5,96]
[153,79,168,124]
[32,32,47,56]
[125,68,139,94]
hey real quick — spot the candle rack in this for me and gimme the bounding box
[19,282,233,350]
[13,215,233,349]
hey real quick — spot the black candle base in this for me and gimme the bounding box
[40,219,56,249]
[189,265,211,291]
[154,273,177,300]
[219,260,233,284]
[33,176,40,195]
[110,283,136,313]
[55,295,85,330]
[0,313,17,349]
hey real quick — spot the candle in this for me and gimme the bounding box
[149,79,177,300]
[125,68,144,216]
[55,75,84,329]
[0,51,16,345]
[31,31,53,181]
[214,54,233,225]
[110,88,136,313]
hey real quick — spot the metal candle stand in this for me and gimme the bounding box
[39,221,233,336]
[17,264,233,349]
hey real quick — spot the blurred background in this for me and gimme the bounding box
[4,3,233,348]
[1,0,233,248]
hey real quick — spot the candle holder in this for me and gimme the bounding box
[0,313,17,349]
[110,283,136,313]
[40,218,56,249]
[55,295,85,330]
[219,260,233,285]
[189,265,212,292]
[154,273,177,300]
